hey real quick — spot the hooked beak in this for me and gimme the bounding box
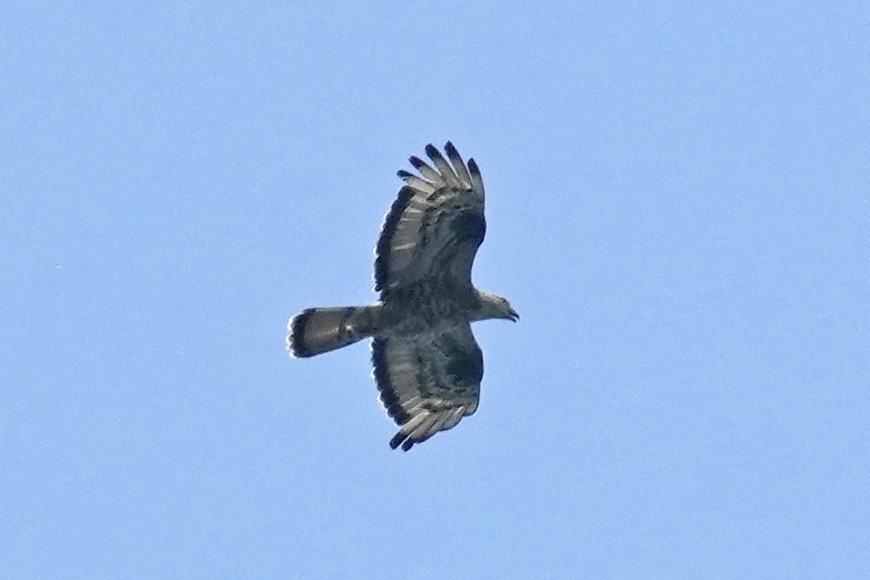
[508,307,519,322]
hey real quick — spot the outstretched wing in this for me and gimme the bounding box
[372,323,483,451]
[374,142,486,299]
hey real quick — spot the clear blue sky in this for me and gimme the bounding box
[2,2,869,578]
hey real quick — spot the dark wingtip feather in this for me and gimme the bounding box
[444,141,473,186]
[425,144,450,168]
[397,169,413,179]
[389,431,406,450]
[467,158,480,176]
[372,339,412,424]
[408,155,426,170]
[467,157,484,193]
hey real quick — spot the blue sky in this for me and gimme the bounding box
[3,1,869,578]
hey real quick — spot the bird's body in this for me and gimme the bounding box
[287,143,516,450]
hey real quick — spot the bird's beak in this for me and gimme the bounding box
[508,308,519,322]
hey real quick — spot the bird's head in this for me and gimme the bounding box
[477,291,519,322]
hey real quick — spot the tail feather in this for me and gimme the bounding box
[287,305,381,358]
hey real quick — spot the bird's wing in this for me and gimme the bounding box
[372,322,482,451]
[374,142,486,299]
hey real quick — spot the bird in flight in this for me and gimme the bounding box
[287,143,517,451]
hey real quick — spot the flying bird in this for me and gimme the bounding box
[287,143,517,451]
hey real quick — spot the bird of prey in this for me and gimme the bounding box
[287,142,517,451]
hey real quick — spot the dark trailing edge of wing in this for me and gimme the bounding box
[373,186,415,294]
[371,339,412,424]
[373,339,427,451]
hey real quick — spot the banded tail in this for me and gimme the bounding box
[287,305,381,358]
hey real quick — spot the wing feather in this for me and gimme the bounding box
[397,170,437,195]
[444,141,472,187]
[373,323,482,451]
[425,144,460,187]
[468,158,485,196]
[375,143,486,297]
[409,155,444,185]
